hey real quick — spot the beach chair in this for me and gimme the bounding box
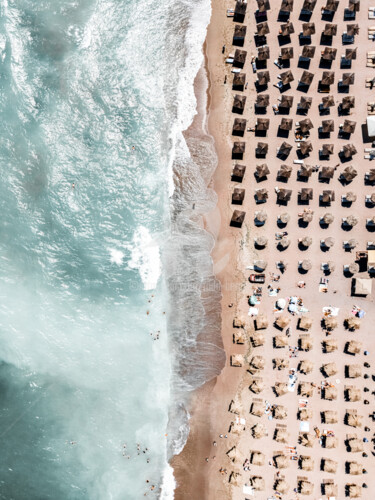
[370,7,375,18]
[367,241,375,249]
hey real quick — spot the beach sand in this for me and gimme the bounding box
[173,0,375,498]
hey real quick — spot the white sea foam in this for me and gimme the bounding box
[160,463,176,500]
[128,226,161,290]
[109,248,124,265]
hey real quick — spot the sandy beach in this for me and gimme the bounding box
[173,0,375,498]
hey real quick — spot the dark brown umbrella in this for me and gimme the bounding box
[280,70,294,85]
[342,73,355,86]
[299,118,314,133]
[322,95,335,108]
[256,164,270,178]
[367,169,375,182]
[280,118,293,130]
[257,0,271,11]
[232,188,245,203]
[255,188,268,201]
[302,0,317,11]
[322,143,334,155]
[302,23,315,36]
[235,0,247,17]
[345,191,357,202]
[256,118,270,131]
[232,142,246,156]
[321,190,335,203]
[325,0,339,11]
[233,25,247,43]
[341,96,355,110]
[232,118,247,134]
[321,71,335,85]
[345,48,357,60]
[257,22,270,36]
[232,164,246,180]
[256,94,270,107]
[280,22,295,36]
[342,120,356,134]
[233,73,246,90]
[280,0,294,12]
[280,47,294,59]
[299,96,312,109]
[256,142,268,155]
[234,49,247,66]
[277,188,292,201]
[258,46,270,60]
[322,119,334,133]
[300,71,314,85]
[323,23,337,36]
[321,166,335,179]
[343,143,357,158]
[231,210,246,227]
[347,24,359,36]
[301,46,316,59]
[279,164,292,178]
[299,165,313,177]
[341,165,357,182]
[321,48,337,61]
[299,141,313,155]
[257,71,270,86]
[279,142,292,156]
[233,94,246,112]
[280,95,294,108]
[348,0,360,12]
[300,188,313,201]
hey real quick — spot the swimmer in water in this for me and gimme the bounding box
[72,183,75,189]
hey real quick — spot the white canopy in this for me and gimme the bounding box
[368,116,375,137]
[354,278,372,296]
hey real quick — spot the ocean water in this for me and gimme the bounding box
[0,0,223,498]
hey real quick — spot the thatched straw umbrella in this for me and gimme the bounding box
[228,471,241,485]
[280,22,295,37]
[255,235,268,248]
[348,263,360,274]
[322,119,335,133]
[346,413,363,429]
[323,316,337,330]
[299,96,313,109]
[257,71,270,86]
[302,0,317,11]
[257,21,270,36]
[346,317,361,331]
[322,261,335,273]
[279,95,294,109]
[250,401,264,417]
[300,455,314,471]
[320,166,335,180]
[299,408,313,421]
[321,144,334,157]
[347,364,362,378]
[347,462,363,475]
[278,141,293,157]
[274,335,289,348]
[346,340,362,355]
[342,166,358,183]
[300,236,312,248]
[256,142,268,156]
[342,143,357,157]
[299,336,313,351]
[322,237,335,248]
[323,385,338,400]
[342,73,355,86]
[321,71,335,86]
[226,446,238,462]
[275,315,290,329]
[345,191,357,202]
[278,213,290,224]
[343,120,356,134]
[301,210,314,224]
[233,73,246,90]
[347,239,358,249]
[300,71,314,86]
[322,458,338,473]
[280,70,294,85]
[300,260,312,272]
[280,118,293,131]
[302,22,315,36]
[299,480,313,495]
[323,410,338,424]
[255,188,268,203]
[299,118,314,133]
[369,193,375,204]
[299,316,312,330]
[250,476,265,491]
[251,423,266,439]
[278,237,290,249]
[229,399,242,414]
[231,354,244,367]
[346,215,359,227]
[257,0,271,12]
[273,454,289,469]
[321,48,337,62]
[255,314,268,330]
[233,330,245,344]
[249,379,265,394]
[346,484,362,498]
[257,46,270,61]
[254,260,267,271]
[299,360,314,374]
[346,386,361,402]
[342,96,355,110]
[299,382,314,397]
[324,483,338,497]
[256,118,270,132]
[274,479,289,493]
[280,47,294,60]
[347,438,363,453]
[251,332,265,347]
[274,382,288,396]
[278,164,292,179]
[302,47,316,60]
[324,435,338,448]
[348,0,360,11]
[300,188,313,202]
[231,210,246,227]
[273,357,289,370]
[323,23,338,36]
[322,363,338,377]
[299,432,315,447]
[321,190,335,203]
[277,188,293,203]
[251,451,265,466]
[274,428,289,443]
[256,163,270,178]
[255,210,268,223]
[323,338,338,353]
[299,165,313,178]
[232,188,245,204]
[273,405,287,419]
[232,164,246,181]
[280,0,294,11]
[249,355,265,373]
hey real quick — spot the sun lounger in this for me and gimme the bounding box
[227,9,234,17]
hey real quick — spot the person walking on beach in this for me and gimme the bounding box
[222,45,225,54]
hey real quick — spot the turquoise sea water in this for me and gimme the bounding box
[0,0,222,498]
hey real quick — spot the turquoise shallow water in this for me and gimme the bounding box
[0,0,222,498]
